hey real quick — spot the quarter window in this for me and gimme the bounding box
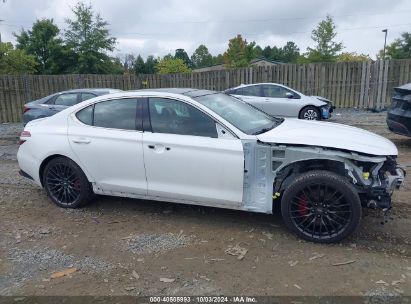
[54,93,79,106]
[76,105,93,125]
[149,98,217,138]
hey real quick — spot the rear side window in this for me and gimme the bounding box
[240,86,262,97]
[80,93,96,101]
[75,98,143,131]
[94,99,138,130]
[262,85,292,98]
[76,106,93,125]
[54,93,79,106]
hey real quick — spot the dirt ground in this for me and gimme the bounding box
[0,109,411,297]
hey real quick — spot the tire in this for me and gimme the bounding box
[43,156,93,208]
[299,106,321,120]
[281,170,361,243]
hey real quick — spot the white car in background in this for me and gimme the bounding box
[17,89,404,243]
[225,83,333,120]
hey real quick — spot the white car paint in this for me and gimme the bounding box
[256,118,398,156]
[17,90,398,213]
[227,83,329,118]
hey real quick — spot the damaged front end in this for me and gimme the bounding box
[351,156,405,211]
[242,141,405,215]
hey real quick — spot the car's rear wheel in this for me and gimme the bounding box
[43,157,92,208]
[299,106,321,120]
[281,170,361,243]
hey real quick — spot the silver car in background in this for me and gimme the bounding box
[23,88,122,125]
[224,83,333,120]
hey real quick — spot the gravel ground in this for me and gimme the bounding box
[0,109,410,297]
[126,233,193,255]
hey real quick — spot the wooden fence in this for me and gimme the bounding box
[1,59,411,123]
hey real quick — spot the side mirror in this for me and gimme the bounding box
[285,92,294,99]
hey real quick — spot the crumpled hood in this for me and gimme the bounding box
[256,118,398,156]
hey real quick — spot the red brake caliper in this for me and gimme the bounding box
[298,193,309,216]
[74,178,81,190]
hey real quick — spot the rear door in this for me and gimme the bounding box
[142,97,244,206]
[68,98,147,195]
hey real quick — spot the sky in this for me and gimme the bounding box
[0,0,411,60]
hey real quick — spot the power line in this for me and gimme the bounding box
[1,10,411,26]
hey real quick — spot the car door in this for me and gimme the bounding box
[231,86,268,112]
[143,97,244,207]
[261,85,302,116]
[67,98,147,195]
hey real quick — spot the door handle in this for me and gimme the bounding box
[148,144,171,151]
[72,138,91,144]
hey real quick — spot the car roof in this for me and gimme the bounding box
[57,88,122,94]
[228,83,286,90]
[135,88,218,98]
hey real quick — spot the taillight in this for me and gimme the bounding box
[23,106,30,113]
[19,130,31,145]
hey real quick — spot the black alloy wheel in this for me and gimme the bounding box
[281,170,361,243]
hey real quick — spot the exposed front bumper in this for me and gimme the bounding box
[366,164,406,210]
[320,104,333,119]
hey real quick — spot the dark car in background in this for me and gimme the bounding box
[23,88,122,125]
[387,83,411,137]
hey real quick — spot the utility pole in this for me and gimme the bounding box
[382,29,388,60]
[0,19,3,43]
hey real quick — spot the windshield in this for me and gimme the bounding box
[194,93,282,135]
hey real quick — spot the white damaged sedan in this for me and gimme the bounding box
[17,89,405,243]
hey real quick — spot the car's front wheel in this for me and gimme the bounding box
[281,170,361,243]
[43,157,93,208]
[299,106,321,120]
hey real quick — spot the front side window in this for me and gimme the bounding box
[54,93,79,106]
[149,98,217,138]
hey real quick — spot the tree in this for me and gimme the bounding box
[64,1,117,73]
[378,32,411,59]
[281,41,300,63]
[337,52,370,62]
[262,46,272,59]
[14,19,66,74]
[145,55,158,74]
[223,34,256,68]
[174,48,192,68]
[121,53,135,74]
[306,15,343,62]
[191,44,213,68]
[134,55,146,74]
[212,54,224,65]
[253,45,263,58]
[156,57,190,74]
[0,42,37,74]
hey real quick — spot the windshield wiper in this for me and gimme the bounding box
[252,119,284,135]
